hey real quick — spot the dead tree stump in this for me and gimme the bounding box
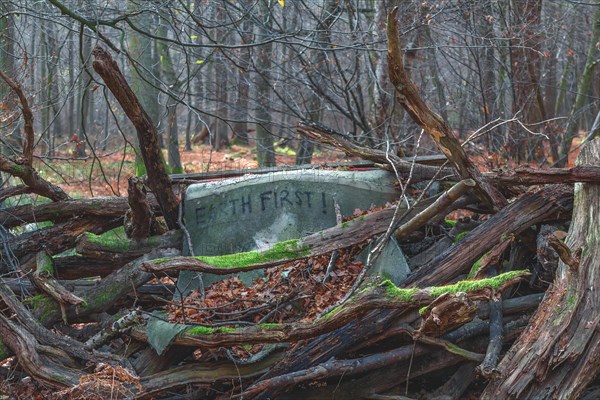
[482,138,600,399]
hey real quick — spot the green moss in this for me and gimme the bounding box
[37,253,54,275]
[321,306,341,320]
[429,270,528,298]
[341,221,350,228]
[467,253,488,279]
[379,279,418,302]
[0,338,8,359]
[51,374,67,383]
[11,165,24,175]
[444,219,457,227]
[194,239,309,268]
[257,323,279,328]
[84,227,130,252]
[418,305,429,315]
[454,231,470,243]
[241,344,253,351]
[82,285,123,311]
[26,294,59,322]
[186,325,237,335]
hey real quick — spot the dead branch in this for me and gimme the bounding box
[91,46,179,229]
[297,120,456,182]
[130,272,528,349]
[386,7,505,211]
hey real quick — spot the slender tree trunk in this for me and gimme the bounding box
[255,0,275,167]
[557,4,600,167]
[231,0,252,145]
[507,0,545,162]
[213,2,229,151]
[157,13,182,173]
[128,0,161,175]
[296,0,341,165]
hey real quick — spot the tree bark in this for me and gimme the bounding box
[481,139,600,399]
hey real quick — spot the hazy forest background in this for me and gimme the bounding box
[1,0,598,196]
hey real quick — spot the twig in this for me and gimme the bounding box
[324,199,342,283]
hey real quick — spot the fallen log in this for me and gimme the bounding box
[0,196,156,229]
[130,272,528,349]
[1,216,122,271]
[76,229,182,262]
[241,313,531,399]
[403,183,573,287]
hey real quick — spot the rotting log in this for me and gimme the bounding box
[32,248,180,326]
[130,272,528,349]
[481,139,600,399]
[490,165,600,186]
[386,7,505,211]
[0,196,159,229]
[0,314,81,388]
[124,176,162,239]
[402,183,573,287]
[76,229,182,262]
[92,46,179,230]
[137,351,285,399]
[240,311,531,400]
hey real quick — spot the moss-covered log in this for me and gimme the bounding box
[32,248,180,326]
[76,229,182,262]
[1,217,122,271]
[130,271,528,349]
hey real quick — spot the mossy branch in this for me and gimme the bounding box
[130,271,529,349]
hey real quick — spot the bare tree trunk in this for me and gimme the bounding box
[255,0,275,167]
[231,0,252,145]
[295,0,342,165]
[556,6,600,167]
